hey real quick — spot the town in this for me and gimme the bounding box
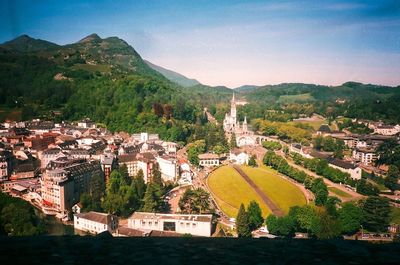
[1,92,399,241]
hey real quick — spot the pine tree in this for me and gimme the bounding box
[362,196,391,232]
[230,133,237,150]
[247,200,263,230]
[142,183,163,213]
[385,165,399,191]
[236,203,251,237]
[134,169,146,200]
[248,155,257,167]
[151,163,163,188]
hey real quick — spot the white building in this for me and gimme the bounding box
[352,147,378,166]
[328,158,362,180]
[74,211,118,234]
[223,94,259,147]
[229,149,249,165]
[198,153,220,167]
[374,125,400,136]
[128,212,213,237]
[156,155,179,182]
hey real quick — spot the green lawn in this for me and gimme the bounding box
[328,187,352,198]
[207,166,271,218]
[277,93,315,103]
[240,166,307,214]
[390,207,400,225]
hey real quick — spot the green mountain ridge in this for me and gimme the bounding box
[0,34,60,52]
[145,60,201,87]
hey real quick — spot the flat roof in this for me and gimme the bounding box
[130,212,212,223]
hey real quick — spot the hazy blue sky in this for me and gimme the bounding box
[1,0,400,87]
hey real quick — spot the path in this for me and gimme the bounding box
[275,150,364,202]
[232,165,284,217]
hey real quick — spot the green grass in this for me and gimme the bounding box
[240,166,307,214]
[207,166,271,218]
[390,207,400,225]
[277,93,315,103]
[71,63,111,73]
[328,187,352,198]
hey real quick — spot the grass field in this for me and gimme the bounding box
[390,207,400,225]
[328,187,352,198]
[240,166,307,214]
[277,93,315,103]
[207,166,271,217]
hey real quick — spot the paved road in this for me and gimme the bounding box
[232,165,284,217]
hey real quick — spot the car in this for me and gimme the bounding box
[229,218,236,223]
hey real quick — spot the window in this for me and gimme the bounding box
[163,222,176,231]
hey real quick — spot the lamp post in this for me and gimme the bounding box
[360,225,364,238]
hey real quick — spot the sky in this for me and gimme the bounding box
[1,0,400,87]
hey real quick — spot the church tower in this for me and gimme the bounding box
[243,116,248,132]
[230,93,237,126]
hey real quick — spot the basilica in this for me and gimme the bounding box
[223,94,259,147]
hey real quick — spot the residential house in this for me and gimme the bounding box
[74,211,118,234]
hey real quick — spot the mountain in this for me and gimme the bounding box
[0,34,60,52]
[0,33,207,142]
[234,85,259,92]
[145,60,200,87]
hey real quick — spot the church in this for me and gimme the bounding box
[223,94,258,147]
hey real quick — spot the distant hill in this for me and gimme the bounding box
[243,82,400,104]
[145,60,200,87]
[234,85,259,92]
[0,34,60,52]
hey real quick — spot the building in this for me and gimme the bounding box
[352,147,378,166]
[198,153,220,167]
[41,159,102,213]
[118,153,155,183]
[40,148,67,169]
[128,212,213,237]
[327,158,362,180]
[74,211,118,234]
[156,155,179,182]
[229,149,249,165]
[23,133,58,151]
[0,150,12,181]
[223,94,264,147]
[374,125,400,136]
[100,155,116,183]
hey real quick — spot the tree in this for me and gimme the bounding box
[151,163,163,188]
[178,188,211,214]
[133,169,146,200]
[313,211,341,239]
[339,203,363,235]
[247,200,264,230]
[376,139,400,167]
[325,196,341,217]
[313,136,323,150]
[311,178,328,206]
[362,196,391,232]
[142,183,164,213]
[236,204,251,237]
[248,155,257,167]
[230,133,237,150]
[356,179,379,196]
[385,165,399,191]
